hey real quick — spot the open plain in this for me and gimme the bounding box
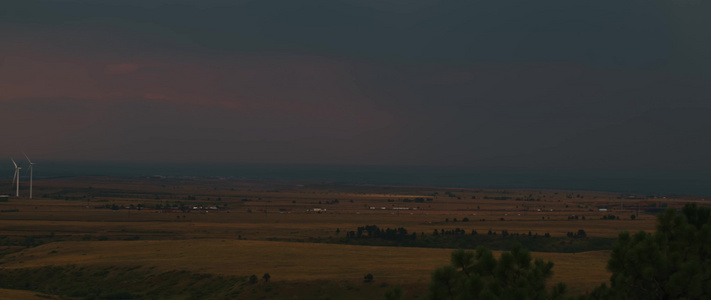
[0,176,703,299]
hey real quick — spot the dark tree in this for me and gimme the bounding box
[364,273,374,283]
[262,273,270,283]
[249,274,258,284]
[590,203,711,300]
[428,245,567,300]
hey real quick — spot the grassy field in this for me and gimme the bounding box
[0,176,704,299]
[1,239,610,296]
[0,288,59,300]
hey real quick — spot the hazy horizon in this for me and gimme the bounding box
[2,160,710,196]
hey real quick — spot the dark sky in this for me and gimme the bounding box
[2,0,710,170]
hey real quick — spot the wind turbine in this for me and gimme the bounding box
[24,154,35,199]
[11,158,20,197]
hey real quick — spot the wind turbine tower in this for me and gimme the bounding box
[24,154,35,199]
[11,158,21,197]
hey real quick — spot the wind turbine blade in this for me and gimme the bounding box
[11,158,17,168]
[24,153,33,165]
[12,171,17,185]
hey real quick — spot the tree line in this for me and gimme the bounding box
[419,203,711,300]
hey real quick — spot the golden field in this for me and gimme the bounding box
[1,239,610,295]
[0,288,59,300]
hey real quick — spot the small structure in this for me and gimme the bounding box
[599,208,608,212]
[0,195,8,202]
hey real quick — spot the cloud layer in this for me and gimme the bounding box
[1,0,709,170]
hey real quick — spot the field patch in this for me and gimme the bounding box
[0,288,59,300]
